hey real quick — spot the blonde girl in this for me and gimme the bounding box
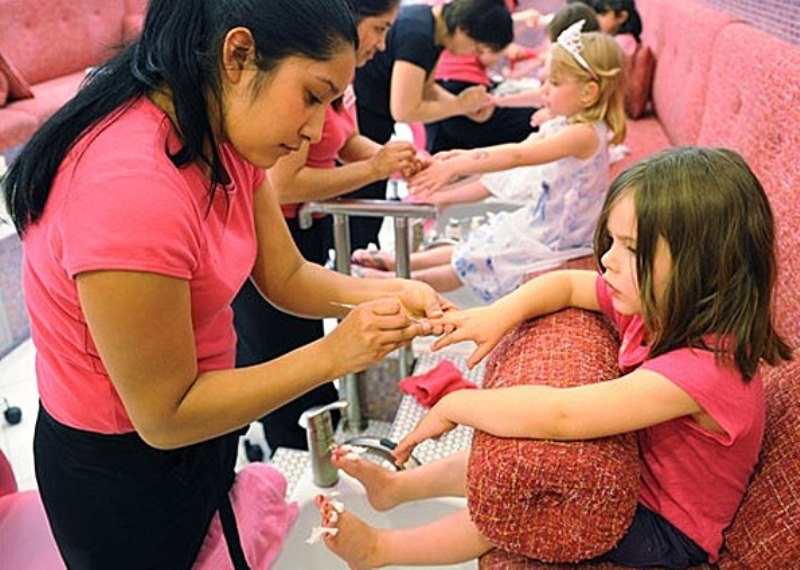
[352,24,626,302]
[318,146,793,568]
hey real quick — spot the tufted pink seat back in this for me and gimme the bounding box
[0,0,126,86]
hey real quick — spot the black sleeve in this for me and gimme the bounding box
[394,28,439,74]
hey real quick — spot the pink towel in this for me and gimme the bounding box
[399,359,477,408]
[193,463,298,570]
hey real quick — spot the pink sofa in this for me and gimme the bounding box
[472,0,800,567]
[0,0,146,153]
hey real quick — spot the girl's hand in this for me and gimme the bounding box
[456,85,490,115]
[396,280,458,338]
[530,108,553,128]
[407,160,459,198]
[392,402,457,466]
[369,141,418,179]
[323,298,425,377]
[432,306,514,369]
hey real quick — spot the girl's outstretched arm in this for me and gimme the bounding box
[433,270,599,368]
[394,369,702,464]
[408,123,599,197]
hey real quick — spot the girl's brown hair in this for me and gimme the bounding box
[593,146,793,379]
[549,31,627,144]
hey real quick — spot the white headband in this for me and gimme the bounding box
[556,20,598,81]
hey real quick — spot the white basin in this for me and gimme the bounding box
[273,469,475,569]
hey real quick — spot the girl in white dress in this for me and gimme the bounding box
[353,23,626,302]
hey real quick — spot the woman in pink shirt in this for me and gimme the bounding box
[2,1,451,568]
[232,0,421,454]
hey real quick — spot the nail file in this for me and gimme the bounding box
[330,301,426,324]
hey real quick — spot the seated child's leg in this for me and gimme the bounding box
[333,448,469,512]
[410,264,463,293]
[353,246,455,273]
[322,505,494,568]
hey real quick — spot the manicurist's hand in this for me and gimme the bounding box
[322,298,425,378]
[456,85,490,115]
[392,400,457,466]
[369,141,418,179]
[432,305,515,369]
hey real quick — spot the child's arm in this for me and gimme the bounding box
[393,368,702,464]
[433,269,600,368]
[492,86,544,108]
[408,123,598,197]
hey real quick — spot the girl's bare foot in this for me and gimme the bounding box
[351,249,395,271]
[332,447,401,512]
[318,496,384,570]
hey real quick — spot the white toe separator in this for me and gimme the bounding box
[306,526,340,544]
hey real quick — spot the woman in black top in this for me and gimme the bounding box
[349,0,514,250]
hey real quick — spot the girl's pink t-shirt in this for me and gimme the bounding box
[23,97,264,434]
[596,276,765,561]
[281,85,358,219]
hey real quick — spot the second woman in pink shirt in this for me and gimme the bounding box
[232,0,423,453]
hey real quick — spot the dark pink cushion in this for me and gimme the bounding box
[468,308,640,563]
[625,45,655,119]
[0,71,8,106]
[0,51,33,102]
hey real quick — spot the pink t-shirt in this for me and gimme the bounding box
[23,97,264,434]
[281,85,358,219]
[596,276,765,561]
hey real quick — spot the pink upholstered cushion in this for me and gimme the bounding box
[0,108,39,150]
[0,51,33,102]
[8,72,87,124]
[698,23,800,351]
[610,115,671,179]
[643,0,736,144]
[625,44,655,119]
[718,361,800,568]
[468,308,640,563]
[0,0,125,86]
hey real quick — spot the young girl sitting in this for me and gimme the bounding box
[317,146,793,569]
[352,24,626,302]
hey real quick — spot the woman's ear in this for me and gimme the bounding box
[618,10,630,26]
[222,27,256,84]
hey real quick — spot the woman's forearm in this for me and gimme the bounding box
[146,337,339,449]
[273,161,382,204]
[262,260,409,319]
